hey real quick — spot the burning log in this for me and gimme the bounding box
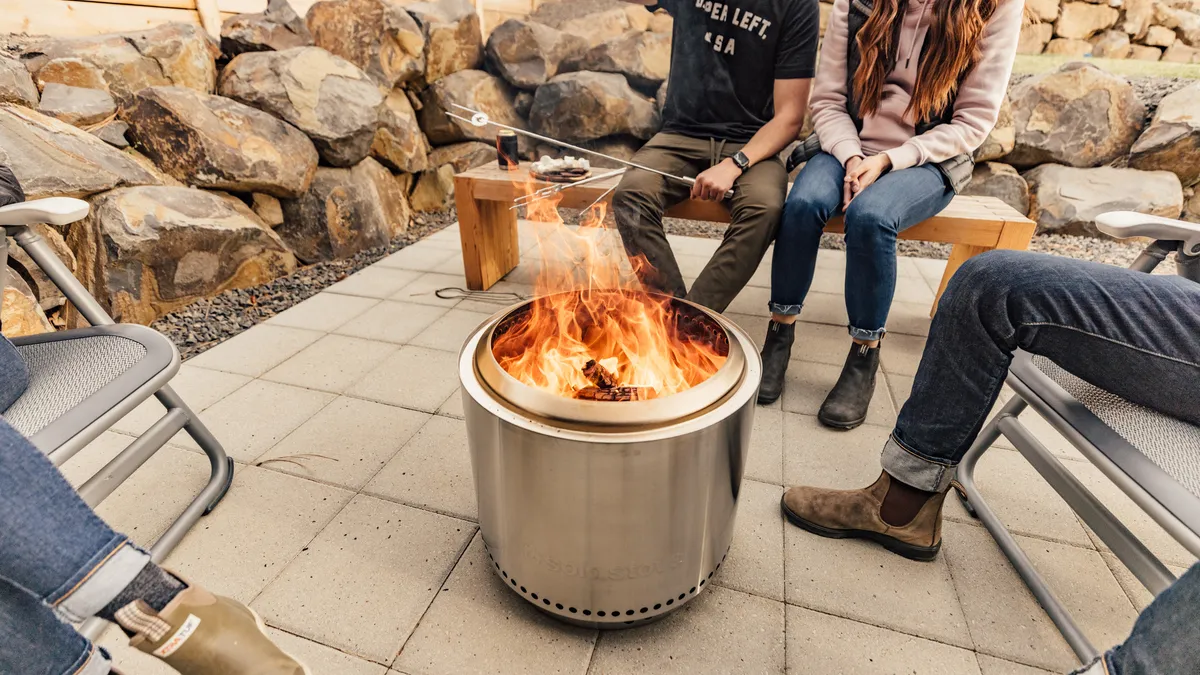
[574,387,657,402]
[583,359,618,389]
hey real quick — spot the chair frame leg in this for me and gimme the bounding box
[958,392,1186,665]
[14,227,236,639]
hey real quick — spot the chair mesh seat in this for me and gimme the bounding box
[1032,355,1200,498]
[5,334,148,439]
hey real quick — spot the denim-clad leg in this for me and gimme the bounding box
[881,250,1200,492]
[0,370,152,675]
[839,164,953,341]
[769,152,844,316]
[1088,562,1200,674]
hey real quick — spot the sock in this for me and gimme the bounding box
[98,563,187,633]
[879,474,937,527]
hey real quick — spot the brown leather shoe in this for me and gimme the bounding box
[116,585,310,675]
[780,472,947,561]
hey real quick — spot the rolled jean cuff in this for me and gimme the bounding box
[52,538,151,624]
[849,326,886,342]
[73,645,112,675]
[768,302,803,316]
[880,435,956,493]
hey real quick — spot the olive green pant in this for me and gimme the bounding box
[612,133,788,313]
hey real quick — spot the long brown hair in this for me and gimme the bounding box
[852,0,998,124]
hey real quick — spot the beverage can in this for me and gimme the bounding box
[497,130,519,170]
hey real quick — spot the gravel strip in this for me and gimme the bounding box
[152,211,456,359]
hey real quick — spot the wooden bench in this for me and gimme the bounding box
[454,163,1037,316]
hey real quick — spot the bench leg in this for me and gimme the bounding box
[931,243,989,317]
[930,218,1037,317]
[455,175,520,291]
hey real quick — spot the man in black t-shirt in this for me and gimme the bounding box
[614,0,820,312]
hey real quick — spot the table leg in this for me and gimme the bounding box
[455,176,520,291]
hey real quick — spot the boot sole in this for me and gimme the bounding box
[816,412,867,431]
[780,496,940,562]
[249,606,313,675]
[757,391,781,405]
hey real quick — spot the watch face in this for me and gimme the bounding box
[733,152,750,170]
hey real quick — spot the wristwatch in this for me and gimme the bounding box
[731,151,751,172]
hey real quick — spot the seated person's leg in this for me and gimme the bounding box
[0,335,29,412]
[685,153,787,313]
[781,250,1200,560]
[757,152,845,405]
[0,417,305,673]
[1076,562,1200,674]
[817,163,954,429]
[612,134,703,298]
[0,577,107,675]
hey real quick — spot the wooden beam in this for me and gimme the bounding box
[196,0,221,37]
[0,0,203,35]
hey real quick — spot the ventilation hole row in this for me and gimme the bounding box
[486,550,728,620]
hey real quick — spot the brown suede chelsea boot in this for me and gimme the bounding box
[780,472,947,561]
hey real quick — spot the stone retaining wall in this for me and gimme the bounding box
[0,0,1197,336]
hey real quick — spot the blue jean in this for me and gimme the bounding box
[0,338,144,675]
[1071,563,1200,675]
[770,152,955,341]
[881,250,1200,492]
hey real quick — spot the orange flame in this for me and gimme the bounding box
[491,177,727,399]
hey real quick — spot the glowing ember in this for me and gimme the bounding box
[490,178,728,400]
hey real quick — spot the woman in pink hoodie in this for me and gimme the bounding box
[756,0,1025,427]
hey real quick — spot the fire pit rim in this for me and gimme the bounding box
[467,292,753,430]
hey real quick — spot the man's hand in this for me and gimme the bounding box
[845,153,891,203]
[692,158,742,202]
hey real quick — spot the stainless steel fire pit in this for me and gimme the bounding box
[459,293,761,628]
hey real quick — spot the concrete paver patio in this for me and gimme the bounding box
[68,223,1195,674]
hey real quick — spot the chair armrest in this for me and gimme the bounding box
[1095,211,1200,257]
[0,197,90,227]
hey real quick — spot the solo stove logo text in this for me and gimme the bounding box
[525,545,685,581]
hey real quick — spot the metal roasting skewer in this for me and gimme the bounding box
[448,105,735,200]
[512,169,627,209]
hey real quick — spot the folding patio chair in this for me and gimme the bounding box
[0,197,234,636]
[954,211,1200,663]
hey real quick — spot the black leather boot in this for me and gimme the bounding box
[818,342,881,429]
[757,320,796,405]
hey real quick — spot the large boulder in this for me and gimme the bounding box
[962,163,1030,215]
[533,135,642,169]
[408,165,456,213]
[220,0,313,58]
[1024,164,1183,236]
[1090,30,1131,59]
[2,272,53,337]
[37,84,116,127]
[22,23,218,103]
[406,0,484,84]
[1162,42,1200,64]
[0,104,159,199]
[306,0,425,87]
[0,56,37,107]
[1144,25,1178,48]
[1018,22,1054,54]
[974,96,1014,162]
[529,71,660,143]
[278,157,411,263]
[6,224,76,314]
[566,31,670,94]
[1055,2,1118,39]
[530,0,653,47]
[1123,0,1156,38]
[1006,63,1145,169]
[1129,82,1200,187]
[219,47,384,167]
[1026,0,1060,23]
[1155,3,1200,47]
[1130,45,1164,61]
[123,86,319,198]
[68,186,297,324]
[1043,38,1093,57]
[485,19,589,90]
[371,89,430,174]
[428,140,496,173]
[418,69,523,145]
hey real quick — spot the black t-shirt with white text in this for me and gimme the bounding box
[653,0,820,143]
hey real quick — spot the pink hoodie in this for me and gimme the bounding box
[811,0,1024,170]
